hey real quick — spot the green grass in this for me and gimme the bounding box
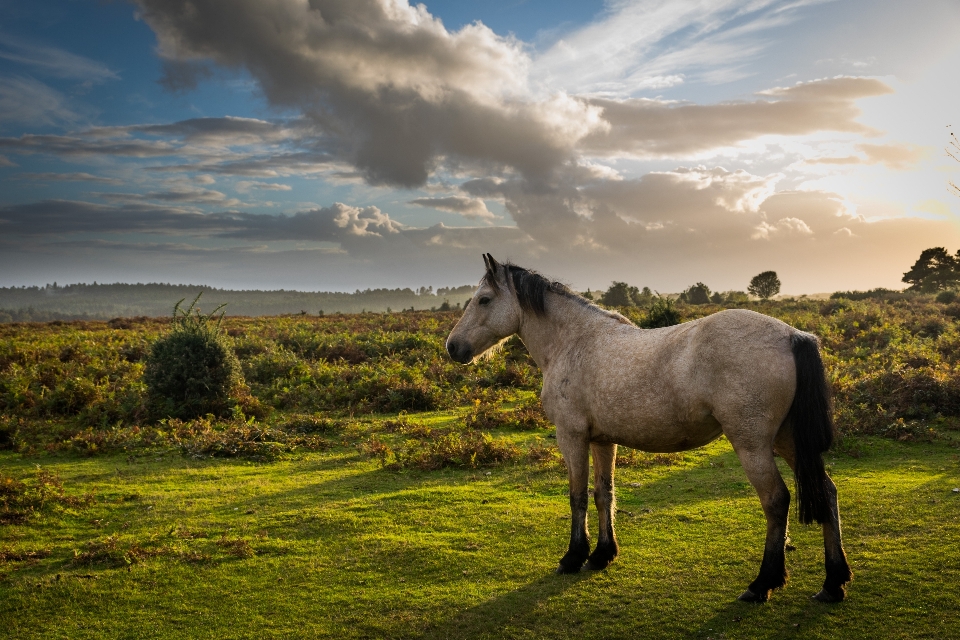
[2,427,959,639]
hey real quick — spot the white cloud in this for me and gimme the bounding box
[409,195,496,221]
[532,0,832,96]
[0,76,84,127]
[0,33,118,82]
[579,77,892,159]
[235,181,293,193]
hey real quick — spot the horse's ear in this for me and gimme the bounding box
[485,253,501,273]
[482,253,491,272]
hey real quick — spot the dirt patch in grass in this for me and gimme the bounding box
[0,548,52,563]
[216,536,255,559]
[70,535,160,568]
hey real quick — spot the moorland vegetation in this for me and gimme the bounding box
[1,288,958,460]
[3,253,960,637]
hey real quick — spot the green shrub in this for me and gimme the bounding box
[143,295,243,420]
[640,296,681,328]
[936,290,957,304]
[680,282,712,305]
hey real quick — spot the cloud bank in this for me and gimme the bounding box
[0,0,953,293]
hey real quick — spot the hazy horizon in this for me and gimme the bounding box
[2,0,959,294]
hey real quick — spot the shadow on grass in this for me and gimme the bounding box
[420,569,593,640]
[690,596,847,639]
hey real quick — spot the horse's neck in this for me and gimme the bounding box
[517,295,602,374]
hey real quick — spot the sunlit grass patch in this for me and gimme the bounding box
[0,434,958,639]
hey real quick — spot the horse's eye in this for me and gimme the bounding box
[478,296,491,306]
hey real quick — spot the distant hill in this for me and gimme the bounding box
[0,282,477,322]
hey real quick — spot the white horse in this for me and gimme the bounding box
[445,255,852,602]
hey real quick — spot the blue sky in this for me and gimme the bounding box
[1,0,959,293]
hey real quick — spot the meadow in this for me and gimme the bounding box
[2,295,960,638]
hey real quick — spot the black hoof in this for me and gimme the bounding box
[556,561,583,574]
[557,542,590,575]
[813,585,845,602]
[585,556,611,571]
[738,588,769,603]
[585,543,618,571]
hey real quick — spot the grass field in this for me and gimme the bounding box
[2,296,960,638]
[1,426,959,639]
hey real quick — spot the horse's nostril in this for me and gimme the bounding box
[447,341,459,359]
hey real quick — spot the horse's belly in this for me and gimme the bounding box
[592,416,723,453]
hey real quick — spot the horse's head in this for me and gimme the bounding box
[445,253,522,364]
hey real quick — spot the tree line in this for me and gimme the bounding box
[589,270,782,308]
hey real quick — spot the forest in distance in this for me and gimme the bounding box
[0,245,950,322]
[0,280,838,323]
[0,282,478,322]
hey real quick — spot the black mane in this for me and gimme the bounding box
[484,263,627,323]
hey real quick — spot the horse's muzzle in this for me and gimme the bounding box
[446,339,472,364]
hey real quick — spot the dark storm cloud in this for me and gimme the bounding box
[133,0,606,187]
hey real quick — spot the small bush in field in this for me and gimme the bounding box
[144,295,243,420]
[640,296,681,328]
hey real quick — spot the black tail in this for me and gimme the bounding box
[788,333,834,525]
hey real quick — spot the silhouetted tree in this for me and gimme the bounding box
[748,271,781,300]
[902,247,960,292]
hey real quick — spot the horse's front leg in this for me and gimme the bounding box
[556,430,591,573]
[587,442,619,570]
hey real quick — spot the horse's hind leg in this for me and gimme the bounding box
[587,442,619,570]
[774,431,852,602]
[813,475,852,601]
[556,431,591,573]
[733,446,791,603]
